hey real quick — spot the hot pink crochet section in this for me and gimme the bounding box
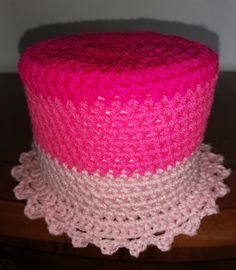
[26,79,214,176]
[18,31,218,105]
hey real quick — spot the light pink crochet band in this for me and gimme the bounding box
[11,143,230,257]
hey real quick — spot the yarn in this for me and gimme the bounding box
[11,143,230,257]
[25,79,214,177]
[19,32,218,105]
[11,31,230,257]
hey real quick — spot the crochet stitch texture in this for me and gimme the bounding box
[11,31,231,257]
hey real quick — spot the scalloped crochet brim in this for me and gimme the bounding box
[11,143,231,257]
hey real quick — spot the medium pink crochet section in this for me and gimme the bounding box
[18,32,218,106]
[25,80,215,176]
[11,143,230,257]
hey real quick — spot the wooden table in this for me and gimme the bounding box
[0,73,235,269]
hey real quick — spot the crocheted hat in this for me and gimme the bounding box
[11,31,231,257]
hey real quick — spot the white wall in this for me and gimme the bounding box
[1,0,236,72]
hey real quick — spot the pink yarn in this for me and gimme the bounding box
[11,31,231,257]
[11,143,231,257]
[18,32,218,106]
[26,79,215,177]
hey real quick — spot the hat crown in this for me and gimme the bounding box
[18,31,218,105]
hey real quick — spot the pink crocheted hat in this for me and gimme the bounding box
[11,31,231,257]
